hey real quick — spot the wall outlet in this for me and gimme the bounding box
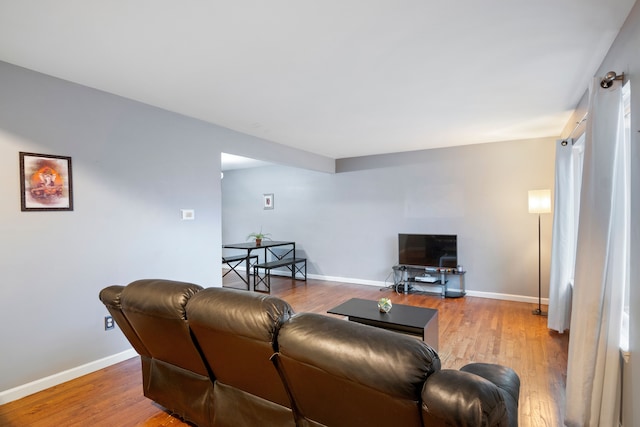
[104,315,114,330]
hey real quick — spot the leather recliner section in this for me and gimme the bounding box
[99,284,153,391]
[187,287,296,427]
[119,279,214,427]
[273,312,441,427]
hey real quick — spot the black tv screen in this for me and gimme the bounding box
[398,234,457,268]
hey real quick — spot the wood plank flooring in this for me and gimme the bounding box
[0,274,568,426]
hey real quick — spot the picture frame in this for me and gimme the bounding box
[263,193,274,210]
[20,152,74,211]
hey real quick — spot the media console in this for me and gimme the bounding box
[392,265,466,298]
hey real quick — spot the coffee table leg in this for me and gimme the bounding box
[423,311,439,351]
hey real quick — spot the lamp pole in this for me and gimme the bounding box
[533,213,547,316]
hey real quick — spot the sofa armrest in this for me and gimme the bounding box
[421,367,518,427]
[460,363,520,427]
[461,363,520,406]
[99,285,125,309]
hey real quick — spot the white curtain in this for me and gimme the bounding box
[548,135,584,333]
[565,78,628,426]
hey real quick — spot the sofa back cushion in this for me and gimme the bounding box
[274,312,440,427]
[120,279,208,376]
[187,287,295,407]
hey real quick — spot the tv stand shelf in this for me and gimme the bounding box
[392,265,466,298]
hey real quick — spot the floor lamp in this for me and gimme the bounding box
[528,189,551,316]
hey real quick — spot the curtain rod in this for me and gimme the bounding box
[601,71,624,88]
[561,113,588,146]
[561,71,624,146]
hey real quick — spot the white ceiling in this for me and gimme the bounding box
[0,1,635,159]
[221,152,271,171]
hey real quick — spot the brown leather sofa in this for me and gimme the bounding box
[100,279,520,427]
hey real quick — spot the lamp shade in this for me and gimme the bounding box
[528,189,551,214]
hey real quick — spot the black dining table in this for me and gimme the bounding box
[222,240,296,285]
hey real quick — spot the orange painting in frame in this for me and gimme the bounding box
[20,152,73,211]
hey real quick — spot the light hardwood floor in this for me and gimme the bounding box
[0,274,568,426]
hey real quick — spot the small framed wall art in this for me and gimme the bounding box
[19,152,74,211]
[263,193,274,210]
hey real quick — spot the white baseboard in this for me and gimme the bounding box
[305,272,549,305]
[230,267,549,304]
[0,348,137,405]
[230,266,549,304]
[464,289,549,304]
[307,272,387,288]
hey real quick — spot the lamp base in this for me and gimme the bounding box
[532,308,548,316]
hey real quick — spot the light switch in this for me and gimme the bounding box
[181,209,195,220]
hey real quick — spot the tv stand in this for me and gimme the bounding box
[392,265,466,298]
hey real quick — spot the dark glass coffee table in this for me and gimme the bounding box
[327,298,439,351]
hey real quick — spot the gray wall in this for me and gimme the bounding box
[0,61,332,394]
[222,136,555,299]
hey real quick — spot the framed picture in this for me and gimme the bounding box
[19,152,74,211]
[263,193,274,210]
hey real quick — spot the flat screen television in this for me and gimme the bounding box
[398,234,457,268]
